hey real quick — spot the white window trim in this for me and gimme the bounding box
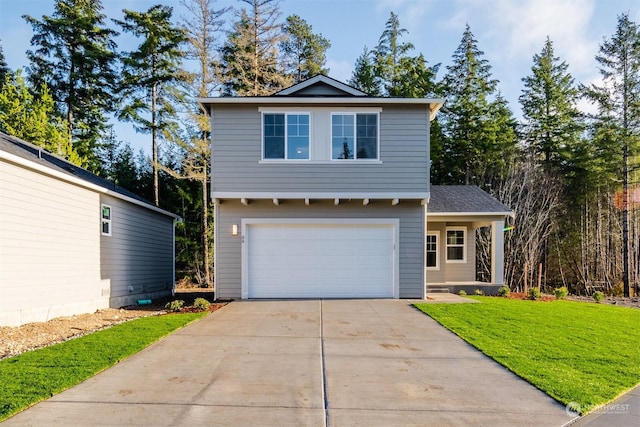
[426,231,439,270]
[330,112,380,161]
[445,227,466,263]
[261,111,311,161]
[101,204,112,236]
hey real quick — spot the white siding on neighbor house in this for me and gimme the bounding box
[0,160,107,326]
[210,104,430,195]
[215,199,425,300]
[99,194,174,308]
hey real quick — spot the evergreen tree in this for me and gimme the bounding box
[280,14,330,83]
[216,0,290,96]
[520,37,584,173]
[23,0,118,170]
[0,70,82,165]
[586,13,640,297]
[349,47,382,96]
[171,0,229,287]
[0,42,10,86]
[439,24,517,185]
[115,4,187,206]
[374,11,414,96]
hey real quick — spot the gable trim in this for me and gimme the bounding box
[274,75,367,96]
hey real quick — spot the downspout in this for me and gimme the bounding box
[172,218,179,297]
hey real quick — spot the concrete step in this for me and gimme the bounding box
[426,286,450,293]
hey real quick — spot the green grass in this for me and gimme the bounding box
[415,297,640,414]
[0,312,206,421]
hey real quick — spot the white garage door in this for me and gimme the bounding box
[244,221,396,298]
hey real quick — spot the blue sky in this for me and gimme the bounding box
[1,0,639,152]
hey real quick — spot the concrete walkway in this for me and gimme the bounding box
[5,300,576,426]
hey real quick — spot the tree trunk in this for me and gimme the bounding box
[201,176,211,287]
[152,83,159,207]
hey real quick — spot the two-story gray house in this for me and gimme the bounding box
[198,75,511,300]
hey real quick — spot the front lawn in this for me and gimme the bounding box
[415,297,640,414]
[0,312,206,421]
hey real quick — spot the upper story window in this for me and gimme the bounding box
[263,113,309,160]
[446,227,466,263]
[331,113,378,160]
[101,204,112,236]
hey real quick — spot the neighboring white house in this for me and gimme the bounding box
[0,132,179,326]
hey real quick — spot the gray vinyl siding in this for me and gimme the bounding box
[211,104,430,194]
[215,199,425,299]
[100,194,174,306]
[426,221,476,283]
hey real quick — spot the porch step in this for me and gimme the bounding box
[426,286,450,293]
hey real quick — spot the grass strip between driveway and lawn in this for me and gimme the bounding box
[414,297,640,415]
[0,312,206,422]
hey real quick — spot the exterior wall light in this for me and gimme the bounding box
[232,224,238,236]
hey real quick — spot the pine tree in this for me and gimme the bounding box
[23,0,118,170]
[349,47,382,96]
[586,13,640,297]
[216,0,290,96]
[374,12,414,96]
[0,70,82,165]
[281,14,330,83]
[162,0,228,287]
[116,4,187,206]
[520,37,584,173]
[0,42,10,87]
[439,24,517,185]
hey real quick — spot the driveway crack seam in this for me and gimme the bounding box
[320,299,329,427]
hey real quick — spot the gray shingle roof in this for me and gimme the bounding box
[429,185,511,214]
[0,131,177,218]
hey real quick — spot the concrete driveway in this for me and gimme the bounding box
[4,300,574,426]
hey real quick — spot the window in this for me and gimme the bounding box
[331,113,378,160]
[426,232,439,269]
[446,228,466,262]
[263,113,309,159]
[101,204,112,236]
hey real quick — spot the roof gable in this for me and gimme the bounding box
[274,75,367,97]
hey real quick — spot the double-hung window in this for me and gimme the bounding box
[426,232,439,269]
[263,113,310,160]
[101,204,112,236]
[331,113,378,160]
[446,227,466,262]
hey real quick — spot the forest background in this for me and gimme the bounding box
[0,0,638,296]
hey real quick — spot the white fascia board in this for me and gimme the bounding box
[212,191,430,200]
[0,151,181,220]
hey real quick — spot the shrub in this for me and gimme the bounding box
[474,288,484,296]
[165,300,185,312]
[458,290,467,296]
[554,286,569,300]
[498,286,510,297]
[528,287,541,300]
[193,297,211,311]
[593,291,604,303]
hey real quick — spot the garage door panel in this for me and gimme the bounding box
[245,222,395,298]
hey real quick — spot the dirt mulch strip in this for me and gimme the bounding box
[1,294,228,361]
